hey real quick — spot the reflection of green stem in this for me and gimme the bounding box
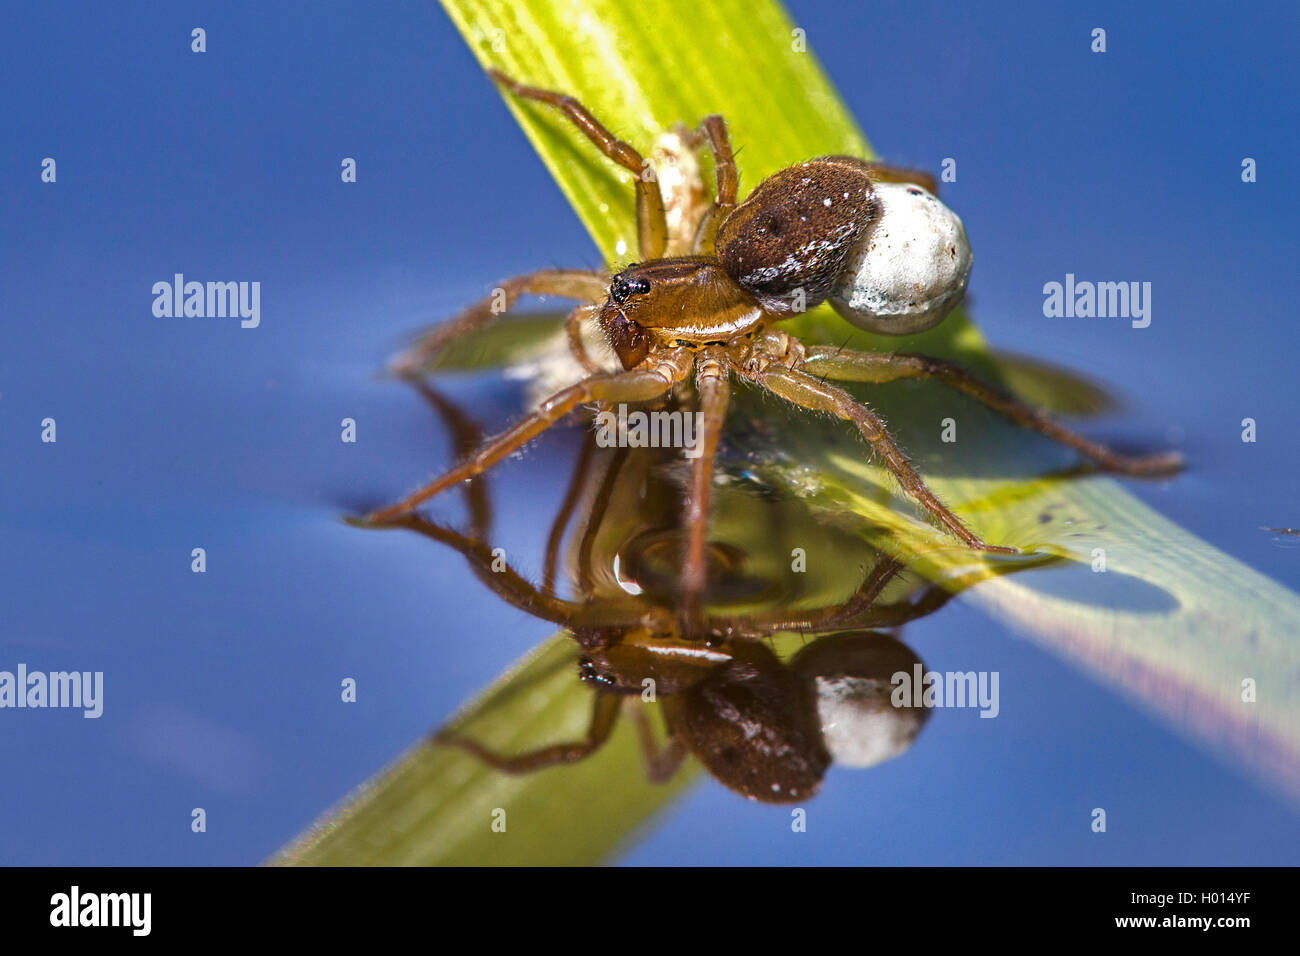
[272,635,697,866]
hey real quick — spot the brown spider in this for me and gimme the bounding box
[365,69,1182,612]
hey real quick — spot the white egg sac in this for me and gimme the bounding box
[828,180,972,335]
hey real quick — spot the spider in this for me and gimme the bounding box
[365,69,1182,611]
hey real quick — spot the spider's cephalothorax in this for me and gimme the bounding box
[370,69,1182,613]
[599,256,765,369]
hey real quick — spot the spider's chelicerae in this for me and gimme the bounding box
[367,70,1182,607]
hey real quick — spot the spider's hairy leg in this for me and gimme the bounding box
[363,349,694,524]
[487,69,668,260]
[756,366,1016,553]
[564,303,603,375]
[862,161,940,194]
[802,347,1184,476]
[361,384,594,623]
[390,269,607,378]
[434,692,621,774]
[690,114,737,255]
[681,351,732,622]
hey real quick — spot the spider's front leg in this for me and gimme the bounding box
[362,349,694,524]
[488,69,669,260]
[389,269,607,378]
[802,347,1184,476]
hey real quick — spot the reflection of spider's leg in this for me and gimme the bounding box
[744,555,908,634]
[681,352,731,622]
[845,583,959,631]
[803,347,1184,476]
[823,556,907,620]
[374,513,583,627]
[395,384,536,608]
[862,161,939,194]
[690,115,737,255]
[410,382,492,535]
[750,578,960,636]
[576,446,629,598]
[434,692,621,774]
[628,702,687,783]
[364,351,692,524]
[543,431,597,594]
[489,70,668,260]
[903,582,958,619]
[757,366,1016,553]
[390,269,607,378]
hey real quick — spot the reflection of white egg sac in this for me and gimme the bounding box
[812,675,927,768]
[829,181,972,335]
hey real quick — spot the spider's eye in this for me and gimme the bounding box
[610,272,650,305]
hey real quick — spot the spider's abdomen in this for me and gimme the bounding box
[715,156,877,313]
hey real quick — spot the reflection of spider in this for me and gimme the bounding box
[368,383,970,803]
[423,517,949,804]
[366,69,1181,611]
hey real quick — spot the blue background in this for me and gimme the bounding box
[1,0,1297,864]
